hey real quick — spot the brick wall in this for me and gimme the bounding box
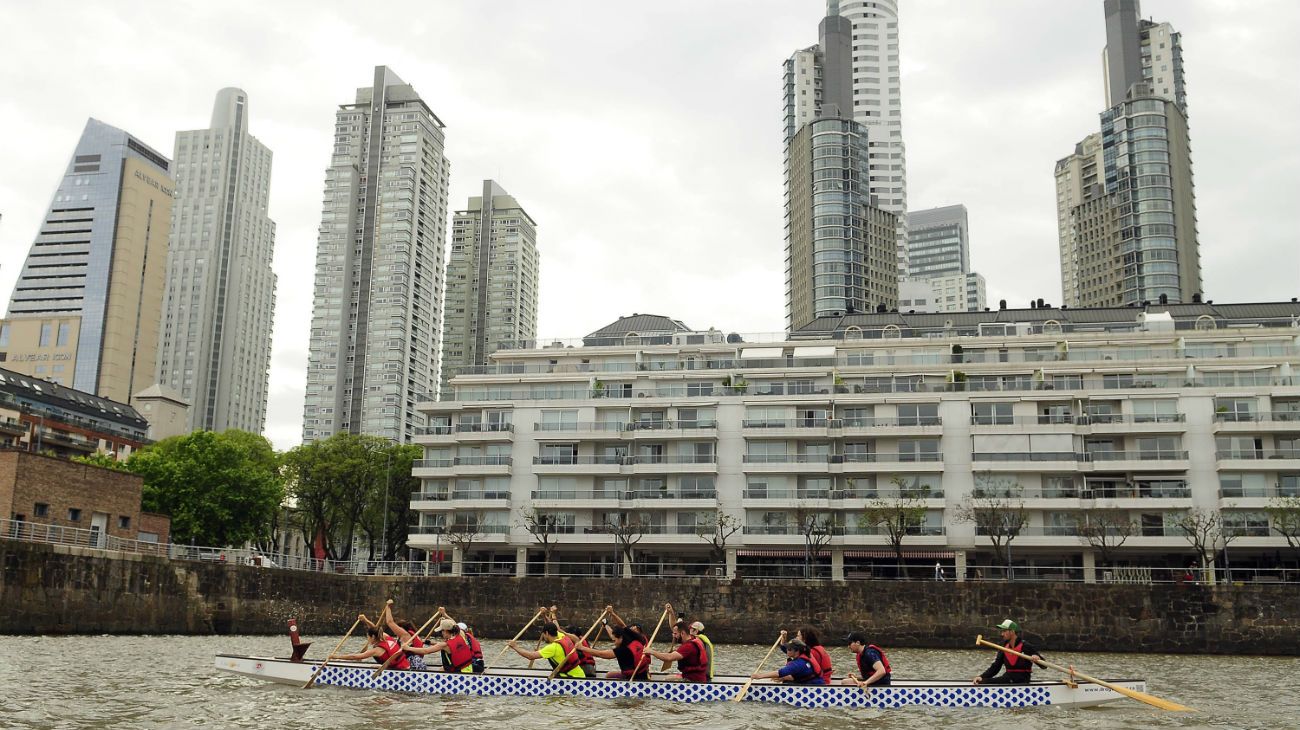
[2,538,1297,654]
[0,450,147,540]
[138,512,170,545]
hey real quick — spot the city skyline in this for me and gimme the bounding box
[0,0,1296,449]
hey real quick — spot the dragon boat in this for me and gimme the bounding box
[214,654,1143,709]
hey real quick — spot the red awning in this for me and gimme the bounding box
[736,549,828,558]
[844,550,955,559]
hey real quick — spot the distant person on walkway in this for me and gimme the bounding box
[935,562,946,581]
[795,626,833,684]
[842,632,891,687]
[973,619,1042,685]
[750,637,825,685]
[507,622,585,678]
[332,625,410,670]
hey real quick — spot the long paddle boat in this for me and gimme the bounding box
[214,653,1146,709]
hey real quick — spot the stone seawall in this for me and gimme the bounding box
[2,539,1296,654]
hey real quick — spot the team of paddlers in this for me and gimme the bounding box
[331,601,1042,687]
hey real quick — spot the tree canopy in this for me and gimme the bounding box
[131,429,284,546]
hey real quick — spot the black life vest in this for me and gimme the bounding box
[1003,640,1031,674]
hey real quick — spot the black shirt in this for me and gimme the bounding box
[981,639,1042,680]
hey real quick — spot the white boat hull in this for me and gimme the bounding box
[215,654,1143,709]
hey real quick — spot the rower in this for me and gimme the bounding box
[383,613,430,671]
[457,622,486,673]
[578,625,650,680]
[842,632,891,687]
[331,626,411,670]
[796,626,833,684]
[507,622,586,678]
[750,638,824,685]
[644,619,709,682]
[423,618,476,673]
[973,619,1043,685]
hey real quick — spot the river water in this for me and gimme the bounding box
[0,635,1295,729]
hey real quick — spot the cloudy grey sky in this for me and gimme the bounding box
[1,0,1297,450]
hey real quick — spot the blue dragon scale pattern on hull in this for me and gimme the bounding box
[313,664,1053,709]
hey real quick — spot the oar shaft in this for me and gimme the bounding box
[732,632,784,703]
[975,637,1091,683]
[632,608,670,681]
[303,615,363,689]
[549,607,610,680]
[373,608,445,677]
[485,608,546,671]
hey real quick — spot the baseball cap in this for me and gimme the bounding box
[995,619,1019,631]
[690,621,705,632]
[785,638,807,652]
[843,632,867,644]
[457,622,468,631]
[436,618,458,632]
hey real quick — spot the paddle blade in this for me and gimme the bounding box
[1107,683,1194,712]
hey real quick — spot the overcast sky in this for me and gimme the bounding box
[1,0,1297,450]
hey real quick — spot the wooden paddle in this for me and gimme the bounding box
[630,607,670,681]
[302,614,364,689]
[372,607,445,677]
[485,607,547,672]
[548,607,610,680]
[974,635,1193,712]
[660,604,679,671]
[732,630,785,703]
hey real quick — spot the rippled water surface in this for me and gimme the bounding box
[1,635,1297,729]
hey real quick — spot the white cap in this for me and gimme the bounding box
[457,622,468,631]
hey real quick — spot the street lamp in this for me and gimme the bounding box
[381,450,392,563]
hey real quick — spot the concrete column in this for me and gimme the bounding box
[452,547,463,577]
[955,550,967,582]
[1082,550,1097,584]
[725,547,737,579]
[515,547,529,577]
[831,549,845,582]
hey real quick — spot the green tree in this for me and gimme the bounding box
[282,433,408,561]
[1266,496,1300,563]
[72,452,130,471]
[131,429,284,546]
[859,475,931,579]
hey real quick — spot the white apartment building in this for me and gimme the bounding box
[899,273,986,314]
[157,89,276,432]
[410,303,1300,581]
[440,180,539,393]
[302,66,450,443]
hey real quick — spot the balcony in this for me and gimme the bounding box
[624,420,718,438]
[628,453,717,474]
[742,418,836,438]
[1085,450,1189,468]
[530,489,621,508]
[1215,448,1300,468]
[532,454,623,475]
[451,423,515,441]
[413,456,513,475]
[1220,484,1300,500]
[1214,412,1300,432]
[410,489,510,509]
[0,417,26,436]
[844,524,946,537]
[970,452,1083,471]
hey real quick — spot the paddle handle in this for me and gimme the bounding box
[732,631,785,703]
[303,615,363,689]
[485,607,546,672]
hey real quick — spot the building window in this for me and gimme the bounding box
[34,502,49,518]
[68,508,82,522]
[118,516,131,529]
[39,323,53,347]
[57,322,71,347]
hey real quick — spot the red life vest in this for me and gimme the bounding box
[577,635,596,671]
[444,634,474,672]
[615,639,649,676]
[375,636,410,670]
[549,634,580,674]
[809,645,833,683]
[789,650,822,684]
[403,634,424,658]
[677,637,709,682]
[465,632,483,660]
[857,645,892,678]
[1003,640,1031,673]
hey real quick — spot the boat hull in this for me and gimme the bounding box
[214,654,1142,709]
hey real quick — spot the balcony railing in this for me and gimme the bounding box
[625,420,717,431]
[410,524,510,535]
[533,455,623,466]
[1215,411,1300,423]
[409,490,510,501]
[840,416,942,427]
[1216,449,1300,460]
[845,524,946,536]
[743,418,836,429]
[1220,484,1300,499]
[533,421,625,432]
[454,423,514,433]
[454,456,513,466]
[971,451,1082,462]
[743,454,832,464]
[1087,450,1189,461]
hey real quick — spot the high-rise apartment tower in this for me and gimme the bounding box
[1056,0,1200,308]
[440,181,538,391]
[786,1,909,280]
[1,119,173,403]
[156,89,276,433]
[301,67,450,443]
